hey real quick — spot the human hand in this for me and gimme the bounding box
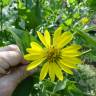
[0,45,36,96]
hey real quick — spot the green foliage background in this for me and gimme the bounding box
[0,0,96,96]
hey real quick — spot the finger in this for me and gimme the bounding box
[0,58,10,69]
[0,45,27,65]
[0,45,20,52]
[0,67,6,74]
[0,51,22,67]
[6,66,37,84]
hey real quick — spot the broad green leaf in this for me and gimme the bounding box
[12,77,33,96]
[78,31,96,47]
[53,79,68,92]
[7,28,24,55]
[7,27,31,54]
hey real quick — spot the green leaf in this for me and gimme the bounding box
[68,83,83,96]
[12,76,33,96]
[77,31,96,47]
[87,0,96,11]
[53,79,68,92]
[18,0,42,29]
[7,27,31,54]
[83,26,96,33]
[7,28,24,55]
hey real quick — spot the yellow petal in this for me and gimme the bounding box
[57,32,73,49]
[54,63,63,80]
[26,57,46,71]
[61,50,81,57]
[61,57,82,64]
[60,60,77,69]
[44,30,51,47]
[62,44,81,51]
[61,44,81,57]
[37,32,47,47]
[30,42,43,51]
[49,63,55,81]
[53,26,62,46]
[59,63,73,75]
[24,53,44,61]
[40,62,49,80]
[26,48,44,54]
[26,48,37,53]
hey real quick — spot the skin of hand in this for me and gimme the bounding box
[0,45,36,96]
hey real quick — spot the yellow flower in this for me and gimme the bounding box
[81,17,89,25]
[24,27,82,81]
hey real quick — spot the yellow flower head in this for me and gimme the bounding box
[81,17,89,25]
[24,27,82,81]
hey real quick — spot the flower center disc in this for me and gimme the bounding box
[47,47,60,63]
